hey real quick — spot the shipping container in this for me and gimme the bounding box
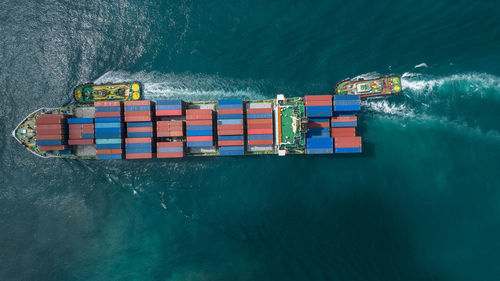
[97,154,123,160]
[37,114,65,119]
[186,125,213,131]
[186,114,213,121]
[219,145,244,156]
[95,138,122,144]
[123,100,151,106]
[67,118,93,124]
[247,139,273,145]
[333,105,361,112]
[38,145,68,151]
[218,135,244,141]
[185,120,212,126]
[36,135,64,140]
[218,99,243,105]
[125,116,152,122]
[186,136,213,142]
[95,106,121,112]
[331,121,357,127]
[124,105,151,111]
[247,134,273,140]
[96,148,122,154]
[217,114,243,120]
[334,99,361,106]
[247,128,273,135]
[305,100,333,106]
[187,141,213,147]
[330,127,356,137]
[36,124,65,130]
[128,121,153,127]
[157,142,184,148]
[217,119,242,125]
[124,111,151,117]
[156,110,183,116]
[306,137,333,148]
[157,152,184,158]
[306,110,332,117]
[247,123,273,129]
[217,124,243,130]
[157,131,183,137]
[156,100,183,105]
[218,104,243,110]
[306,148,333,154]
[95,111,122,117]
[156,105,182,110]
[127,132,153,138]
[94,117,122,123]
[186,109,212,115]
[218,140,244,146]
[187,130,213,136]
[157,147,184,153]
[247,119,273,125]
[247,108,272,114]
[217,108,243,115]
[217,129,244,135]
[306,127,330,138]
[125,153,154,159]
[35,128,64,135]
[126,147,153,154]
[331,116,357,122]
[333,95,360,100]
[247,113,272,119]
[36,139,66,145]
[307,122,329,128]
[128,127,153,133]
[95,122,122,128]
[96,143,122,149]
[35,118,64,125]
[125,137,152,143]
[335,147,362,153]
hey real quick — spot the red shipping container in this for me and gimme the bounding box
[156,110,183,116]
[124,111,151,117]
[157,131,184,137]
[157,126,181,132]
[37,134,64,140]
[36,118,64,125]
[68,134,83,139]
[82,128,94,134]
[247,123,273,129]
[94,101,121,107]
[96,148,122,154]
[247,129,273,134]
[247,118,273,124]
[157,142,184,148]
[124,100,151,106]
[218,140,244,146]
[247,108,272,114]
[186,109,212,115]
[157,152,184,158]
[38,114,65,119]
[68,128,83,134]
[68,139,95,145]
[186,120,212,126]
[36,128,64,135]
[187,136,213,142]
[335,142,362,148]
[248,139,273,145]
[217,108,243,114]
[307,122,329,128]
[157,120,184,127]
[82,124,95,129]
[331,116,357,122]
[125,116,151,122]
[36,124,64,130]
[217,129,243,135]
[217,124,243,130]
[305,100,332,106]
[330,127,356,137]
[304,95,332,101]
[186,114,213,121]
[95,111,121,117]
[38,145,67,151]
[156,132,170,137]
[334,136,361,143]
[126,153,153,159]
[127,127,153,133]
[125,137,152,143]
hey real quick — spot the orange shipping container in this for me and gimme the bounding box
[330,127,356,137]
[247,108,272,114]
[186,120,212,126]
[126,153,153,159]
[123,100,151,106]
[186,114,213,121]
[217,129,244,135]
[157,142,184,148]
[157,152,184,158]
[125,137,152,143]
[125,116,151,122]
[128,127,153,133]
[218,140,244,146]
[304,95,332,101]
[217,108,243,114]
[157,131,183,137]
[331,116,357,122]
[247,129,273,134]
[96,149,123,154]
[95,111,121,117]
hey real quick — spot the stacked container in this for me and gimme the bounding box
[156,121,184,137]
[331,95,362,153]
[68,118,94,145]
[94,101,123,160]
[304,95,333,154]
[124,101,153,159]
[333,95,361,112]
[155,100,183,116]
[246,107,273,147]
[157,141,185,158]
[186,109,214,147]
[35,114,68,152]
[217,100,244,156]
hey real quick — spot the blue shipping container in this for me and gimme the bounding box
[94,117,122,123]
[156,105,182,110]
[217,114,243,119]
[186,130,213,136]
[333,95,360,100]
[127,132,153,138]
[82,134,94,139]
[331,121,357,127]
[306,111,333,117]
[187,141,213,147]
[95,106,121,112]
[306,127,330,138]
[95,133,122,139]
[58,150,72,154]
[37,140,66,145]
[306,106,332,112]
[334,105,361,112]
[156,100,183,106]
[306,148,333,154]
[248,134,273,140]
[124,105,151,111]
[126,143,152,149]
[67,118,93,124]
[308,117,330,123]
[96,143,122,149]
[126,147,152,154]
[186,125,212,131]
[247,113,272,119]
[218,135,244,141]
[217,119,243,125]
[218,104,243,110]
[97,154,123,160]
[95,122,122,128]
[157,147,184,153]
[95,127,122,133]
[335,147,362,153]
[127,122,152,127]
[334,99,361,106]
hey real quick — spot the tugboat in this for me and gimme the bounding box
[335,75,402,98]
[73,82,143,103]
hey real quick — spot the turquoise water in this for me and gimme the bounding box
[1,0,500,280]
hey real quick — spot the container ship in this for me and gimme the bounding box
[12,75,402,159]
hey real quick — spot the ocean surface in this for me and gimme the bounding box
[1,0,500,280]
